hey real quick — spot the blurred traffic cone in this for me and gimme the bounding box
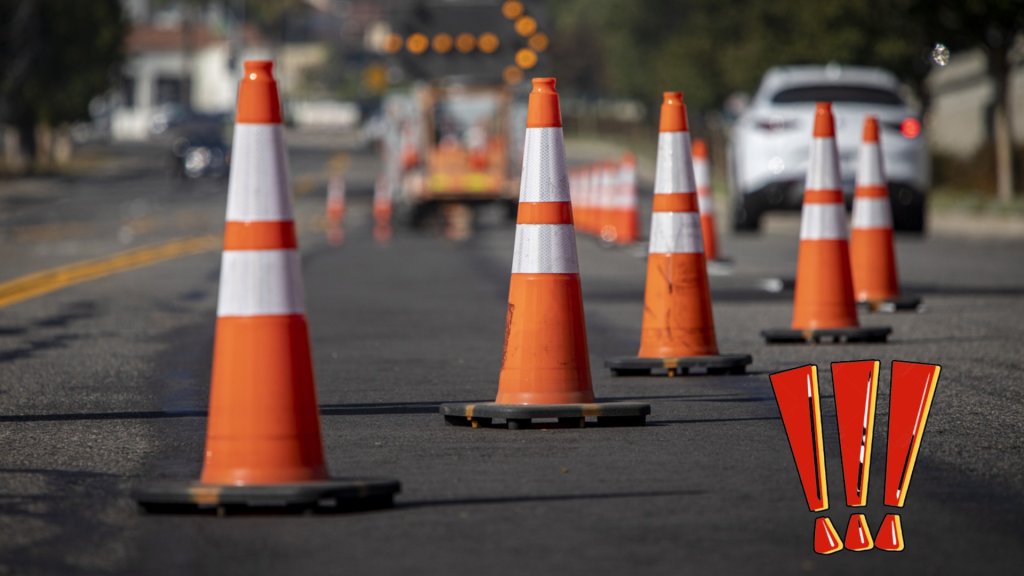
[326,170,346,246]
[851,116,921,312]
[581,163,596,236]
[692,139,728,264]
[373,173,393,243]
[134,61,399,513]
[441,78,649,429]
[598,161,617,243]
[602,154,638,245]
[762,102,891,344]
[605,92,750,377]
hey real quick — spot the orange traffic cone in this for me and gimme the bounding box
[134,61,399,513]
[601,154,639,245]
[762,102,891,344]
[441,78,649,429]
[605,92,750,377]
[692,138,727,263]
[581,163,597,236]
[326,169,346,246]
[851,116,921,312]
[598,161,617,243]
[373,173,393,243]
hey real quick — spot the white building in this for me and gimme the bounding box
[111,23,269,141]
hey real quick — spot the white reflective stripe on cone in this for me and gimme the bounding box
[519,128,571,203]
[511,224,579,273]
[799,203,849,240]
[693,158,710,190]
[649,212,704,254]
[698,194,715,215]
[226,124,294,222]
[852,198,893,229]
[805,138,841,191]
[654,132,696,194]
[217,250,306,316]
[856,142,886,186]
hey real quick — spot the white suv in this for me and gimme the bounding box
[727,65,930,233]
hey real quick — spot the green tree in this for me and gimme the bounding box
[0,0,126,169]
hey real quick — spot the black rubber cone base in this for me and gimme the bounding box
[857,295,923,313]
[761,326,892,344]
[605,354,751,377]
[134,477,400,515]
[440,401,650,429]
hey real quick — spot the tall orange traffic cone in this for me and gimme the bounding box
[605,92,750,377]
[851,117,921,312]
[692,139,727,263]
[762,102,891,344]
[441,78,649,429]
[134,61,399,513]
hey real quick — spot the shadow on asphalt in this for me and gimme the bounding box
[647,415,780,427]
[398,488,704,511]
[0,400,451,423]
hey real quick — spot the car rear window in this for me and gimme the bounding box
[772,85,903,105]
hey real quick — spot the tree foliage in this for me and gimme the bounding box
[549,0,1015,112]
[0,0,126,128]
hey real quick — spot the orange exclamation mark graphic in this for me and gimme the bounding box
[832,360,880,551]
[769,365,843,555]
[876,360,941,551]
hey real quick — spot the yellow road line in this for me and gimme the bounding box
[0,235,221,309]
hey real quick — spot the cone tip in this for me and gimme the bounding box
[243,60,275,78]
[813,101,835,138]
[863,115,879,142]
[659,90,688,132]
[532,77,557,93]
[236,60,282,124]
[663,91,684,104]
[526,77,561,128]
[692,138,708,158]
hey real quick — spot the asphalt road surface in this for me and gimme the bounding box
[1,137,1023,575]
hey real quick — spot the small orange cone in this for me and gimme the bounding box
[692,139,726,263]
[605,92,750,377]
[598,161,617,243]
[373,173,393,243]
[325,169,346,246]
[583,163,599,236]
[851,116,921,312]
[441,78,649,429]
[134,61,399,513]
[762,103,890,344]
[602,153,639,245]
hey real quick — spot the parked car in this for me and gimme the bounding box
[727,64,930,233]
[167,113,231,180]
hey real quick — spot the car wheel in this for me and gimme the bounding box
[732,195,761,233]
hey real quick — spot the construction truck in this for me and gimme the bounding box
[386,81,523,230]
[375,0,547,234]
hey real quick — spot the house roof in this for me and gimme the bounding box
[126,24,264,54]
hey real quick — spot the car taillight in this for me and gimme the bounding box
[754,117,796,132]
[900,117,921,139]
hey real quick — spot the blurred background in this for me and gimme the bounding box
[1,0,1022,229]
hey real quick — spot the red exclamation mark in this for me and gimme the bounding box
[769,365,843,555]
[832,360,880,551]
[877,360,941,551]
